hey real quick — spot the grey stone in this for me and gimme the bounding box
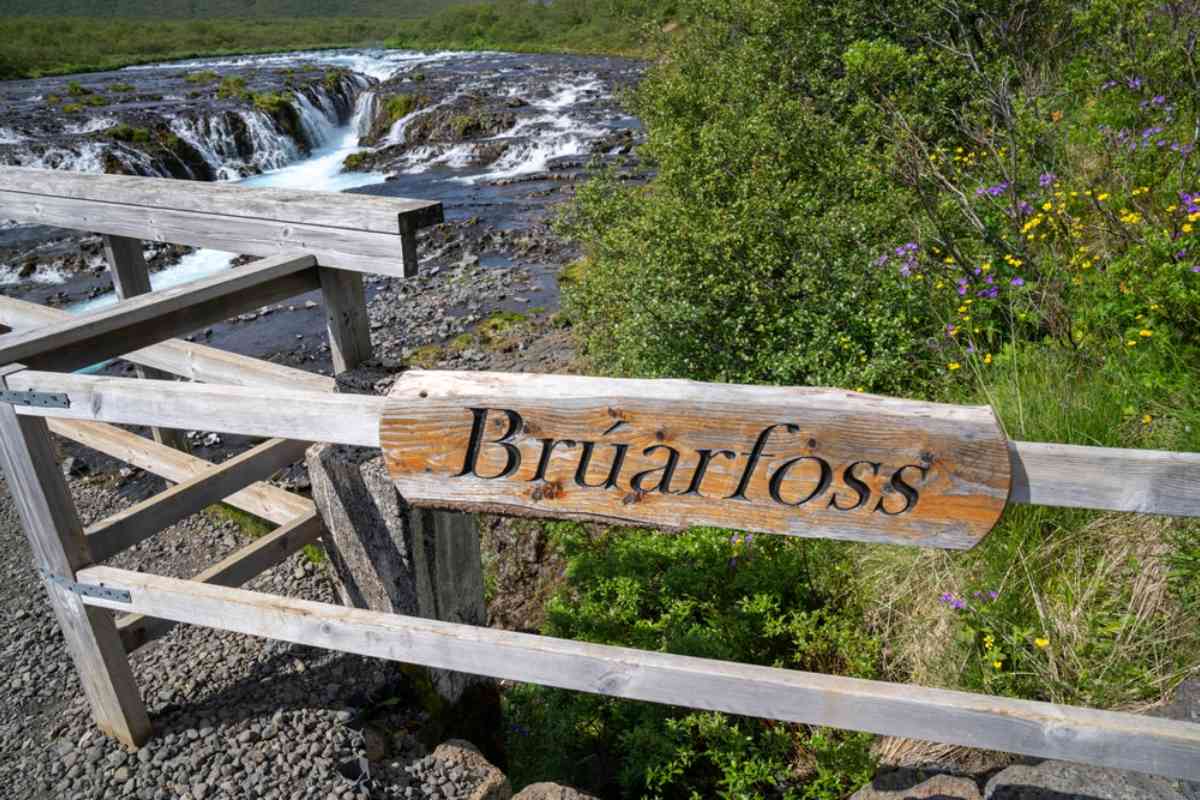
[984,761,1188,800]
[306,443,488,704]
[852,774,982,800]
[512,783,603,800]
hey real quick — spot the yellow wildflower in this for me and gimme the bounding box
[1140,329,1153,337]
[948,362,961,371]
[1143,414,1153,424]
[1034,637,1049,649]
[1126,340,1137,347]
[1183,223,1194,234]
[1041,201,1053,211]
[1097,192,1110,201]
[983,353,992,365]
[992,660,1003,670]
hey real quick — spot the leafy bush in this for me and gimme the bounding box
[504,523,878,798]
[216,75,248,101]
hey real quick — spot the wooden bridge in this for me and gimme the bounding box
[0,165,1198,782]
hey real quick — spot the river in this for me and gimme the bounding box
[0,48,643,317]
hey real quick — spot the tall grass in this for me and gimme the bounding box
[858,344,1200,713]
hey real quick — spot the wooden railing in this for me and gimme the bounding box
[0,166,1198,783]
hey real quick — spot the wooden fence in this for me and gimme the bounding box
[0,166,1198,782]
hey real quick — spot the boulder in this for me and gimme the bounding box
[307,442,488,704]
[513,782,602,800]
[851,772,982,800]
[431,740,511,800]
[984,761,1188,800]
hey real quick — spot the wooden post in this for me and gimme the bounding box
[318,267,372,373]
[399,215,420,278]
[0,365,150,747]
[102,235,189,452]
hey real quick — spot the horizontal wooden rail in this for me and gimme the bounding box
[9,372,383,448]
[0,166,442,278]
[116,511,322,652]
[10,372,1200,520]
[86,438,311,563]
[76,565,1200,781]
[0,254,319,372]
[48,419,312,525]
[0,295,334,393]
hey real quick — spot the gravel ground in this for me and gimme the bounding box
[0,463,503,800]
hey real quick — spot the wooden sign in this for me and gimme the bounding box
[379,371,1012,549]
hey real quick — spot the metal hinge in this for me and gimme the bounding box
[39,569,131,603]
[0,390,70,409]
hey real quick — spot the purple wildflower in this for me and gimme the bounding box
[957,278,969,297]
[872,254,889,268]
[1176,250,1188,260]
[1039,172,1056,188]
[1011,276,1025,287]
[1127,76,1143,90]
[977,286,999,299]
[988,590,999,600]
[1016,200,1033,217]
[1153,94,1166,105]
[1193,266,1200,273]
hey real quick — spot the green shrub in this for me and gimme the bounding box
[108,81,135,92]
[216,75,248,101]
[504,523,878,797]
[65,79,89,96]
[185,69,219,84]
[105,124,152,144]
[60,102,82,113]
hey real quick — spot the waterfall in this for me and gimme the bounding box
[294,91,339,149]
[170,113,246,181]
[355,91,378,139]
[238,110,300,172]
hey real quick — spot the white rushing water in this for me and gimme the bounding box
[70,90,387,314]
[3,48,631,304]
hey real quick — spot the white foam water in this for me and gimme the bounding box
[0,127,27,144]
[1,142,107,173]
[62,116,118,135]
[0,262,69,286]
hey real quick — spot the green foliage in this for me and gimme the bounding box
[251,91,290,113]
[216,75,249,100]
[382,93,424,125]
[107,81,135,92]
[105,123,152,144]
[60,102,83,113]
[504,523,878,797]
[185,69,219,84]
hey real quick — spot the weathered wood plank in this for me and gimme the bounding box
[116,511,322,652]
[0,190,418,277]
[86,438,311,562]
[0,294,334,392]
[47,420,312,525]
[0,367,150,747]
[77,565,1200,781]
[0,253,319,372]
[1009,441,1200,517]
[0,166,443,234]
[380,371,1013,549]
[102,234,189,452]
[318,267,372,373]
[9,372,383,448]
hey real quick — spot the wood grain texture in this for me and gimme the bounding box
[76,565,1200,781]
[8,372,384,448]
[85,438,311,562]
[1010,441,1200,516]
[0,165,443,233]
[380,371,1012,549]
[116,511,322,652]
[0,294,334,393]
[0,253,319,372]
[0,190,418,277]
[102,234,189,452]
[47,420,313,525]
[318,267,372,373]
[0,368,150,747]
